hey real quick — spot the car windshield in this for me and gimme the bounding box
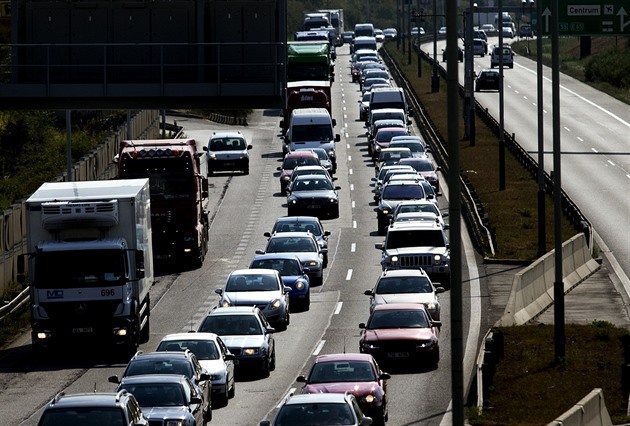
[397,203,439,215]
[402,160,434,172]
[199,315,263,336]
[293,178,334,191]
[267,237,317,253]
[375,276,433,294]
[251,259,301,276]
[309,360,377,383]
[385,229,447,249]
[291,124,333,142]
[125,359,193,378]
[376,130,407,142]
[367,309,429,329]
[379,150,411,162]
[283,157,320,169]
[275,402,354,426]
[39,408,125,426]
[119,383,185,407]
[381,185,425,200]
[209,137,246,151]
[157,339,220,360]
[225,274,279,292]
[273,220,322,236]
[391,142,425,153]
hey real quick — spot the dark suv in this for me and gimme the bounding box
[37,390,149,426]
[108,350,211,423]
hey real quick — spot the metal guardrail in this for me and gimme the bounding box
[381,43,593,255]
[0,287,29,322]
[380,46,496,256]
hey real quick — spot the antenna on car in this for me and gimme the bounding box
[343,336,346,354]
[94,382,97,393]
[189,315,194,332]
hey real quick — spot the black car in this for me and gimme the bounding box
[108,351,211,424]
[286,174,341,219]
[37,391,149,426]
[266,216,331,267]
[475,69,500,92]
[198,306,276,378]
[115,374,207,426]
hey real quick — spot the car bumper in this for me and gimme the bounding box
[208,158,249,172]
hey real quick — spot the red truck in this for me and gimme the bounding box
[116,139,209,269]
[281,81,332,135]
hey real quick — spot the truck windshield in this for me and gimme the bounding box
[35,250,127,288]
[120,158,195,199]
[288,63,331,82]
[291,124,333,142]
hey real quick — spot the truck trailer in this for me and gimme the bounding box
[19,179,154,353]
[116,139,209,268]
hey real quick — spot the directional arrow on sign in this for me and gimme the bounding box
[542,8,551,33]
[619,7,629,32]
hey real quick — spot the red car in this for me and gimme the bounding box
[277,151,321,194]
[297,353,390,425]
[370,127,409,159]
[359,303,441,368]
[398,157,441,193]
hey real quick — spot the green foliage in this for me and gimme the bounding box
[591,319,614,341]
[584,48,630,89]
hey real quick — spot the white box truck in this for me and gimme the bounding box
[19,179,154,353]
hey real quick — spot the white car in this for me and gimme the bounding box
[156,332,236,407]
[391,199,448,228]
[364,268,445,320]
[215,269,291,330]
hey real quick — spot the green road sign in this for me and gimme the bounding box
[538,0,629,35]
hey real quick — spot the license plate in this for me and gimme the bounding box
[306,205,321,209]
[388,352,409,358]
[72,327,93,334]
[223,162,234,166]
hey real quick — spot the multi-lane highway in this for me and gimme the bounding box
[2,35,626,426]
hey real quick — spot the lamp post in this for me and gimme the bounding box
[527,0,534,54]
[431,0,439,92]
[412,8,424,77]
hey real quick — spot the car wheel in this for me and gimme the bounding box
[262,359,271,378]
[303,293,311,311]
[228,379,236,399]
[203,403,212,423]
[243,168,249,175]
[216,384,229,408]
[270,348,277,371]
[323,254,328,268]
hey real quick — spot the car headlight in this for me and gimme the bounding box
[282,176,291,181]
[270,299,282,309]
[306,261,319,267]
[289,198,297,204]
[363,395,376,404]
[210,373,223,381]
[433,254,442,263]
[295,282,305,290]
[243,348,260,356]
[426,302,437,311]
[390,255,398,264]
[416,341,435,349]
[221,299,231,308]
[380,208,389,215]
[166,421,185,426]
[208,153,216,160]
[329,197,338,203]
[327,149,335,158]
[362,342,379,350]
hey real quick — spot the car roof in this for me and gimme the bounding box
[119,374,188,385]
[229,268,279,277]
[275,215,322,224]
[210,131,244,139]
[130,351,193,361]
[315,353,375,363]
[285,151,320,159]
[379,268,428,278]
[160,332,220,342]
[270,231,316,239]
[376,127,408,133]
[284,393,352,405]
[372,302,429,312]
[293,174,333,181]
[209,306,262,316]
[252,253,302,262]
[43,392,133,409]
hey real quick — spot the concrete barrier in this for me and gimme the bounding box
[497,233,600,327]
[547,388,612,426]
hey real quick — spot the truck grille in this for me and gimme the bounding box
[42,300,120,323]
[398,255,433,268]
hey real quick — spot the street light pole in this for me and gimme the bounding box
[431,0,439,92]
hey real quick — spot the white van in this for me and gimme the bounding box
[352,36,377,54]
[284,108,341,172]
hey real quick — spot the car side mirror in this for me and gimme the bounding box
[375,243,384,250]
[190,396,203,405]
[224,353,236,361]
[284,287,291,294]
[435,286,446,294]
[359,323,366,329]
[379,372,391,380]
[266,327,276,334]
[247,145,253,150]
[108,375,121,384]
[255,249,265,254]
[264,232,271,238]
[323,231,331,237]
[334,134,341,142]
[303,267,310,274]
[334,186,341,190]
[296,375,307,383]
[277,166,282,171]
[364,289,374,296]
[214,288,223,295]
[260,421,271,426]
[199,373,211,382]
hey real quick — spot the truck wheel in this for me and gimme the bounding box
[140,316,150,344]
